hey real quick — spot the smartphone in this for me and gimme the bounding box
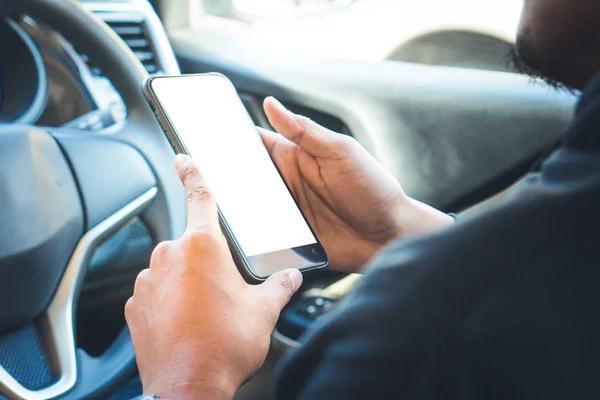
[143,73,329,283]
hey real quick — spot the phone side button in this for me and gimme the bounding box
[156,116,167,132]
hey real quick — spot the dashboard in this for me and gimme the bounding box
[0,0,179,130]
[0,19,47,123]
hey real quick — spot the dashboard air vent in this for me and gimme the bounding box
[77,18,161,75]
[104,20,160,74]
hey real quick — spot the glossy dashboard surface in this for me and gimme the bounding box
[0,0,178,130]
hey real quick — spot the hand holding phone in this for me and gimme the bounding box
[259,98,454,273]
[143,73,328,283]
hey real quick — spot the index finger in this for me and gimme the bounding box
[174,154,219,233]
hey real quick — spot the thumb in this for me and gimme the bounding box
[259,268,303,311]
[263,97,343,158]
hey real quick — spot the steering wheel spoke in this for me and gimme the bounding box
[51,130,159,231]
[0,122,161,400]
[0,184,156,400]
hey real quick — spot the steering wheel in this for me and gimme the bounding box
[0,1,185,398]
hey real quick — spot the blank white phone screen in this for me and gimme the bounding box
[151,75,316,257]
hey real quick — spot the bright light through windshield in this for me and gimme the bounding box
[200,0,524,71]
[233,0,357,18]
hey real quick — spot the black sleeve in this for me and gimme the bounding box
[274,293,480,399]
[274,165,586,399]
[273,80,600,400]
[274,234,489,400]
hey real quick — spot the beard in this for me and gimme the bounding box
[505,45,577,94]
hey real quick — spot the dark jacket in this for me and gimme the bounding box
[276,76,600,399]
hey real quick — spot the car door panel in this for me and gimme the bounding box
[170,30,575,211]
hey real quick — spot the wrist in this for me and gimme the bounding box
[395,196,454,239]
[145,378,237,400]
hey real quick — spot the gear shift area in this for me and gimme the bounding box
[275,274,361,343]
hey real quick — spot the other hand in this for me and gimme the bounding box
[260,97,453,273]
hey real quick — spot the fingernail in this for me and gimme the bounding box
[288,269,303,292]
[174,154,191,171]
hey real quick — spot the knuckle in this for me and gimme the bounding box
[276,274,295,297]
[124,297,135,319]
[328,135,355,156]
[180,163,199,183]
[297,115,314,126]
[154,240,172,254]
[133,269,150,293]
[181,230,225,250]
[124,296,140,325]
[186,186,212,204]
[151,240,172,261]
[292,116,312,142]
[332,133,355,148]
